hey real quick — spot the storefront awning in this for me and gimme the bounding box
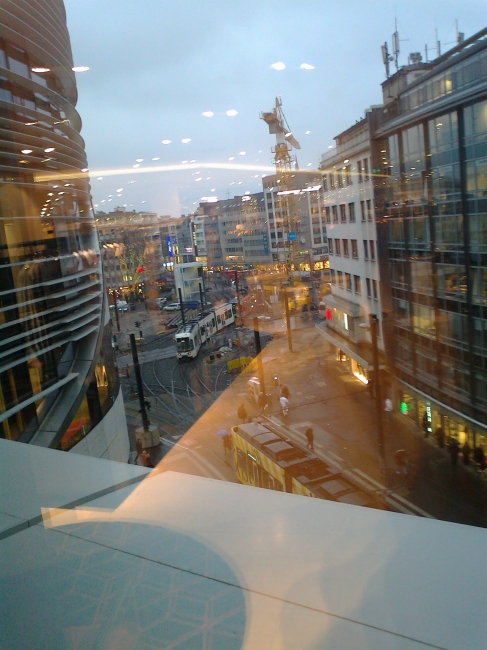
[323,294,361,318]
[315,322,386,371]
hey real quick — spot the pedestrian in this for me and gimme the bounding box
[222,433,231,455]
[434,426,445,449]
[384,398,393,423]
[237,403,247,424]
[462,441,471,465]
[449,437,460,467]
[395,449,409,475]
[141,451,154,468]
[258,391,267,413]
[474,446,485,470]
[134,438,143,463]
[421,412,429,438]
[305,426,314,451]
[281,384,290,399]
[143,399,151,411]
[280,395,289,418]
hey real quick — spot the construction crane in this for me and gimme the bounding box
[260,97,301,284]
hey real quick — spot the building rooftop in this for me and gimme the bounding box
[1,437,486,649]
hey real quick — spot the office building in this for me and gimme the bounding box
[372,27,487,446]
[0,0,128,459]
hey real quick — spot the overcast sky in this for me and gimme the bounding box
[64,0,486,216]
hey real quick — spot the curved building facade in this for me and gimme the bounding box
[0,0,128,459]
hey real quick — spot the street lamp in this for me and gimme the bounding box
[359,314,385,469]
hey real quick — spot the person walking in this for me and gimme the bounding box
[222,433,231,455]
[141,451,154,469]
[134,438,143,463]
[305,426,314,451]
[449,438,460,468]
[281,384,290,400]
[280,395,289,419]
[237,403,248,424]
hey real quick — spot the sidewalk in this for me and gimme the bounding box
[236,321,487,527]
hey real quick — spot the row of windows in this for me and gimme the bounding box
[324,200,373,223]
[322,165,352,190]
[329,269,379,299]
[328,237,372,259]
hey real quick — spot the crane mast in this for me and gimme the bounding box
[260,97,301,284]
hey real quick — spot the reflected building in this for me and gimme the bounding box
[0,0,129,459]
[372,28,487,447]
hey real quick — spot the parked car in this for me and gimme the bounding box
[156,297,167,308]
[117,300,128,311]
[163,302,181,312]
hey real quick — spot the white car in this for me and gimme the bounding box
[163,302,181,312]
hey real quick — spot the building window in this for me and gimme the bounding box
[313,237,322,244]
[342,239,349,257]
[360,200,366,222]
[332,206,338,223]
[363,158,369,181]
[363,240,369,259]
[366,199,372,221]
[324,207,331,223]
[334,238,341,255]
[345,165,352,185]
[345,272,352,291]
[370,240,376,260]
[337,270,344,288]
[351,239,358,258]
[358,161,363,183]
[366,278,372,298]
[328,238,333,254]
[348,203,355,222]
[372,279,378,300]
[354,275,361,294]
[330,269,336,284]
[337,170,343,187]
[323,174,328,191]
[340,204,347,222]
[329,172,335,188]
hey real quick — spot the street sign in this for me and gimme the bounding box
[288,231,296,242]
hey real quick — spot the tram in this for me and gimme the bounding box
[231,422,377,507]
[175,302,235,360]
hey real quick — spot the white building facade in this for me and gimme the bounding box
[317,115,385,384]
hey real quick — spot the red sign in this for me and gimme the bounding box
[325,308,332,321]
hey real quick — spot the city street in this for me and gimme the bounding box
[125,317,487,528]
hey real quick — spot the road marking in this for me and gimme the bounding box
[328,451,344,462]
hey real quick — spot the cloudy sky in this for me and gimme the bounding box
[64,0,486,216]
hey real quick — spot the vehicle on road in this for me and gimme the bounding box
[117,300,128,311]
[163,302,181,312]
[175,302,235,360]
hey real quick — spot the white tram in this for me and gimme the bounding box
[175,302,235,360]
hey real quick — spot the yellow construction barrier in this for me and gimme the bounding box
[226,356,256,372]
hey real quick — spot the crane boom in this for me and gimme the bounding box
[260,97,301,284]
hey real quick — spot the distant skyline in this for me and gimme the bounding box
[65,0,486,217]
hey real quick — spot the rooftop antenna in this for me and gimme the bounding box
[435,28,441,57]
[456,20,465,45]
[392,20,400,70]
[381,41,392,78]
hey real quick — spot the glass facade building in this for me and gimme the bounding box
[373,28,487,448]
[0,0,124,455]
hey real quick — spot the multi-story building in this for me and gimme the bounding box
[372,27,487,447]
[0,0,128,459]
[262,172,327,273]
[196,193,271,268]
[159,214,194,265]
[96,207,164,294]
[317,115,385,383]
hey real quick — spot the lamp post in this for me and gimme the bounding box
[360,314,385,469]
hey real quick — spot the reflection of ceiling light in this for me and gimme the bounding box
[344,159,349,163]
[328,145,333,149]
[19,160,28,164]
[305,130,311,135]
[239,151,246,156]
[307,163,312,167]
[81,167,88,172]
[25,121,38,126]
[226,109,238,116]
[116,188,123,192]
[181,138,191,143]
[182,160,188,164]
[229,157,235,161]
[21,149,32,154]
[162,140,171,145]
[201,111,214,117]
[300,63,315,70]
[53,185,58,188]
[271,62,286,70]
[133,164,140,168]
[152,157,160,160]
[32,67,50,73]
[136,158,143,162]
[44,147,55,152]
[97,177,103,180]
[190,159,196,163]
[72,66,89,72]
